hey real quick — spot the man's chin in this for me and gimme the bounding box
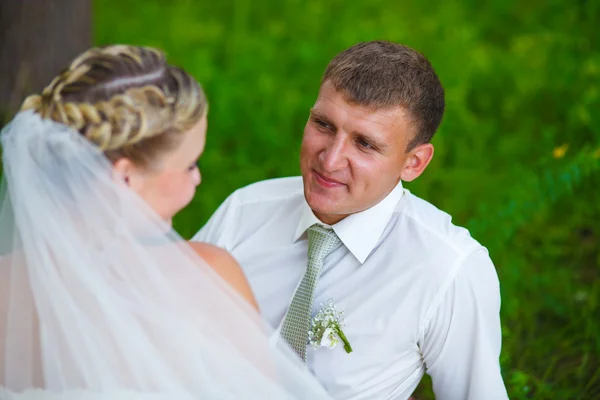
[311,209,351,225]
[306,199,350,225]
[306,192,335,212]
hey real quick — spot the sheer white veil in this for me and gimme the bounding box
[0,110,331,399]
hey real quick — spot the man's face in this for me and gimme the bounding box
[300,81,419,225]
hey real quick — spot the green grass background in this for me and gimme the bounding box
[94,1,600,398]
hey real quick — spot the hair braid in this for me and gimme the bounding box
[20,45,206,166]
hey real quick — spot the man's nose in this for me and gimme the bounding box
[320,136,349,171]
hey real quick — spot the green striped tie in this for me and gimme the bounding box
[280,224,341,361]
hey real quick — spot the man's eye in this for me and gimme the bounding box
[188,163,198,171]
[315,119,330,129]
[357,139,373,149]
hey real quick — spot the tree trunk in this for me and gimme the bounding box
[0,0,92,123]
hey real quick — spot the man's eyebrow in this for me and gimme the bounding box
[309,109,330,121]
[310,108,388,151]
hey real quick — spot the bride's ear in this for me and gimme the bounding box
[112,158,143,191]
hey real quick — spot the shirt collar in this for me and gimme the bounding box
[294,181,404,264]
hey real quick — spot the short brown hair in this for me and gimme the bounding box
[322,41,445,151]
[21,45,207,168]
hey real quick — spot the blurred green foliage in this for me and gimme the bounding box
[93,0,600,398]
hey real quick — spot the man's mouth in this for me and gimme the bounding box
[313,170,345,188]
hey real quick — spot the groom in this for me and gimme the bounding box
[193,41,508,399]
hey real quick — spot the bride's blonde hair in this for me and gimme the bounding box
[20,45,207,167]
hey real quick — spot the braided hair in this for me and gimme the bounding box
[20,45,207,167]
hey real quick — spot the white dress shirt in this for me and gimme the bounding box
[193,177,508,400]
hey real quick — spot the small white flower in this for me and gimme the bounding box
[308,299,353,353]
[319,327,339,349]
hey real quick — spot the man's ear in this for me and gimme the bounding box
[112,158,144,192]
[400,143,434,182]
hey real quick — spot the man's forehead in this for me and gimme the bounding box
[318,82,407,113]
[313,96,410,128]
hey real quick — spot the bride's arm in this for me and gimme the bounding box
[188,242,259,310]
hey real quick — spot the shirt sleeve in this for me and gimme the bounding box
[191,190,240,251]
[419,248,509,400]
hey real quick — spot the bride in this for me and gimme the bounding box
[0,45,331,399]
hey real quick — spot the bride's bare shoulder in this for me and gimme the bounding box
[187,242,258,310]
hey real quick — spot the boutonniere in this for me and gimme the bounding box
[308,299,353,353]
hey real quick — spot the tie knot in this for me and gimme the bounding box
[307,224,341,261]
